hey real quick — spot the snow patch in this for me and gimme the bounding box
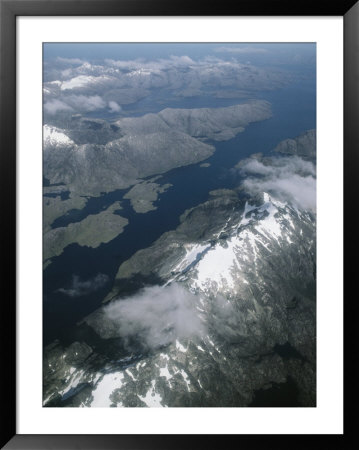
[159,365,172,381]
[160,353,170,361]
[126,369,137,382]
[194,238,238,290]
[256,201,282,241]
[90,371,124,407]
[175,340,187,353]
[65,366,77,382]
[43,394,55,406]
[139,380,163,407]
[59,369,84,397]
[44,125,74,146]
[241,201,257,226]
[190,193,291,294]
[183,244,210,266]
[171,243,211,278]
[180,370,191,391]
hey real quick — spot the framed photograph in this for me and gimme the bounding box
[1,0,356,448]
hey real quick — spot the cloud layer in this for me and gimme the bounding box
[101,283,204,350]
[238,155,316,212]
[43,52,288,119]
[214,46,268,54]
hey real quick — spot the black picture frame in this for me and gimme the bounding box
[1,1,357,448]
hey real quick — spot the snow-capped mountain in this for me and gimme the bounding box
[174,193,314,295]
[43,124,74,147]
[43,190,316,408]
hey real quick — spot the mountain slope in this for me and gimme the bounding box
[43,187,316,408]
[43,101,271,197]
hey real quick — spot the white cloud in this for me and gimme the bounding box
[44,99,73,115]
[238,155,316,212]
[61,69,73,78]
[108,100,121,113]
[56,57,86,65]
[44,94,107,114]
[102,283,204,350]
[239,155,316,178]
[169,55,195,65]
[65,94,107,111]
